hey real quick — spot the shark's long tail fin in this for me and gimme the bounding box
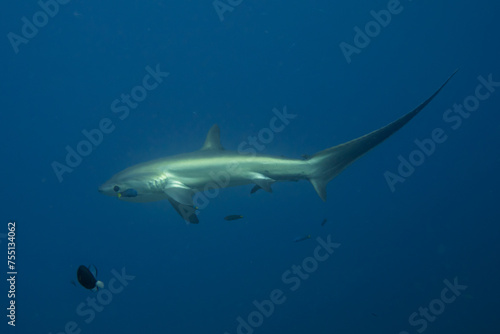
[306,71,457,201]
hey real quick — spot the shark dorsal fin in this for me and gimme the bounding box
[201,124,224,150]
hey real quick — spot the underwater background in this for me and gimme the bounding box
[2,0,500,333]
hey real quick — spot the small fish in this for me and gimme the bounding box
[321,218,327,226]
[293,235,311,242]
[118,188,138,198]
[70,280,76,287]
[224,215,243,221]
[371,313,378,317]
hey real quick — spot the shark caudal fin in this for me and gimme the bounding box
[307,71,457,201]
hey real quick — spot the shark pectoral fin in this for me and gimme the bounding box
[167,198,199,224]
[251,174,275,193]
[163,181,194,206]
[163,181,198,223]
[164,187,194,206]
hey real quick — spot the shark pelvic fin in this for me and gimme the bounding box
[201,124,224,151]
[250,174,275,193]
[250,185,261,194]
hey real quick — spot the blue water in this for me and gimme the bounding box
[2,1,500,333]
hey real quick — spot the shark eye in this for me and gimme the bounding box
[113,186,120,192]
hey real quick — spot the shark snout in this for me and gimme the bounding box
[98,183,113,195]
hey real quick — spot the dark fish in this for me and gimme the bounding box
[224,215,244,221]
[70,280,76,287]
[118,188,138,198]
[321,218,327,226]
[371,313,378,317]
[293,235,311,242]
[77,265,104,291]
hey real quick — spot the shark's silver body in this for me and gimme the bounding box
[99,73,456,223]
